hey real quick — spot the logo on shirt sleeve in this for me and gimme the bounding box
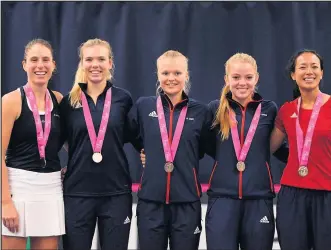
[290,112,298,118]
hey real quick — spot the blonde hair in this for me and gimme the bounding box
[213,53,258,140]
[69,38,114,107]
[156,50,190,95]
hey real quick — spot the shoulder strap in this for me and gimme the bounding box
[48,89,59,108]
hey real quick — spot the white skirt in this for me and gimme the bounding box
[2,168,65,237]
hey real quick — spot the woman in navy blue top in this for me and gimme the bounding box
[139,52,289,250]
[60,38,139,250]
[128,50,213,250]
[205,53,288,250]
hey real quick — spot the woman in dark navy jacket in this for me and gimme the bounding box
[205,53,287,250]
[60,38,139,250]
[128,50,212,250]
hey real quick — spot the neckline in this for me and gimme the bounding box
[300,96,331,111]
[20,88,54,115]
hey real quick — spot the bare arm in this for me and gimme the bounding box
[270,127,287,154]
[2,90,21,232]
[140,149,145,167]
[52,90,63,104]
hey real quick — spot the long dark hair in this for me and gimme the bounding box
[286,49,324,100]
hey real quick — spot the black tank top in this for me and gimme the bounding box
[6,87,62,173]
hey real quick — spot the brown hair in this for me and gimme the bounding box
[23,38,54,61]
[69,38,114,107]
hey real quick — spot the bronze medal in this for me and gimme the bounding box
[164,162,174,173]
[298,166,308,177]
[236,161,245,172]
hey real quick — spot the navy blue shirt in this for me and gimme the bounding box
[206,93,279,199]
[60,82,137,196]
[128,92,213,203]
[6,87,62,173]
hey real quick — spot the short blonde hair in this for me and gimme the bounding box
[156,50,190,95]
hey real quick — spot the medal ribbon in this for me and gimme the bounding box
[24,84,52,160]
[296,92,323,167]
[156,96,187,163]
[231,103,262,162]
[81,88,112,153]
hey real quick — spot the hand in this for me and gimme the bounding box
[140,149,146,167]
[61,167,67,182]
[2,200,19,233]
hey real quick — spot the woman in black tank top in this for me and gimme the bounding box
[1,39,65,250]
[6,87,62,172]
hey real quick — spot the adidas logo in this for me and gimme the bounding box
[259,216,269,223]
[193,226,201,234]
[290,112,298,118]
[186,117,194,121]
[148,111,158,118]
[74,103,82,109]
[123,216,131,224]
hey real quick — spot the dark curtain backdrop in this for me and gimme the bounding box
[2,2,331,183]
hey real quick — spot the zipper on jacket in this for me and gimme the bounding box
[239,107,246,199]
[229,99,261,200]
[193,168,201,197]
[164,97,188,204]
[208,161,218,188]
[265,162,274,192]
[165,106,174,204]
[139,169,145,191]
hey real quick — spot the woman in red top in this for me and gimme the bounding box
[271,49,331,250]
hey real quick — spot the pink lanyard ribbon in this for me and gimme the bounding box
[156,96,188,163]
[231,103,262,163]
[81,88,112,153]
[296,92,323,167]
[24,84,52,161]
